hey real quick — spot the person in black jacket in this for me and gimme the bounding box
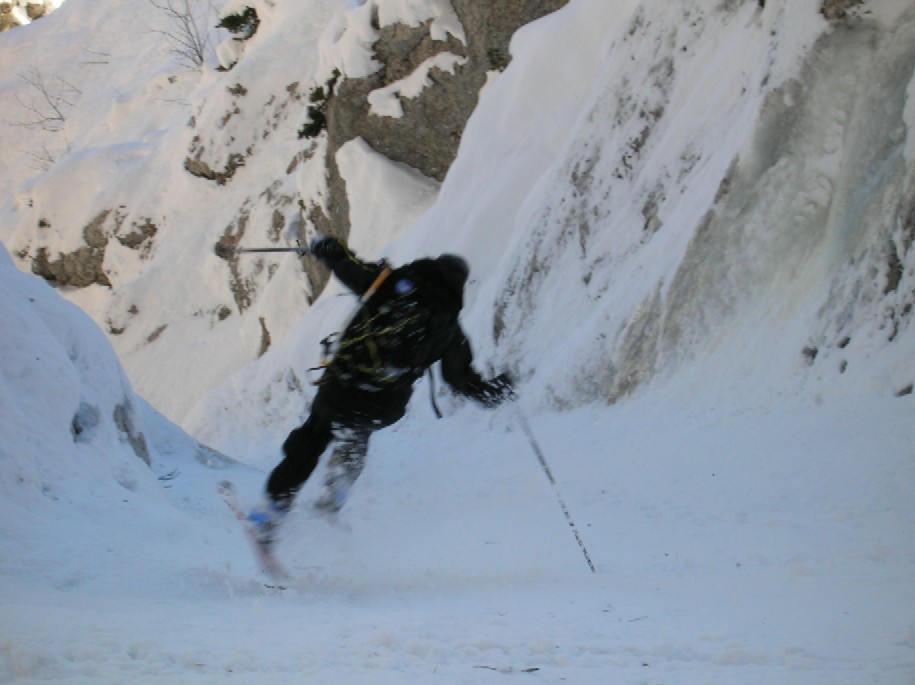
[248,235,514,544]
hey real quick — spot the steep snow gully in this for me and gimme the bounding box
[1,1,914,684]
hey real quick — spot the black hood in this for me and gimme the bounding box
[436,254,469,293]
[394,254,469,313]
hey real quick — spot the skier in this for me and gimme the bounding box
[248,235,514,544]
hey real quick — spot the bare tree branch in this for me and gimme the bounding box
[9,67,81,167]
[79,48,112,66]
[13,67,80,133]
[23,143,58,172]
[148,0,214,70]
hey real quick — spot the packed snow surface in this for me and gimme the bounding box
[2,239,914,682]
[3,237,914,682]
[1,0,915,683]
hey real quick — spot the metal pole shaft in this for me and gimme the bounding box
[214,244,312,259]
[222,246,308,254]
[518,413,597,574]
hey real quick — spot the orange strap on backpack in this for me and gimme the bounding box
[360,266,391,303]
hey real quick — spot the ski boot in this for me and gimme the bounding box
[313,482,348,514]
[313,475,351,514]
[247,499,289,546]
[314,427,367,514]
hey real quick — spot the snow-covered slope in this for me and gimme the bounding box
[187,0,915,457]
[1,0,914,682]
[0,0,343,423]
[0,238,246,591]
[2,236,914,682]
[442,0,915,408]
[4,0,913,432]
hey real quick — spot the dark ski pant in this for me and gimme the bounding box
[266,377,411,506]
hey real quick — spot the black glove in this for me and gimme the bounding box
[309,235,345,261]
[478,372,516,408]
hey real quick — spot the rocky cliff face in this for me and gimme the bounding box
[5,0,571,422]
[191,0,570,345]
[0,0,56,31]
[327,0,569,182]
[305,0,569,296]
[29,1,567,301]
[9,0,909,426]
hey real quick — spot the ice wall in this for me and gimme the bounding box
[487,2,915,407]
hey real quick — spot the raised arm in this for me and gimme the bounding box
[309,236,385,295]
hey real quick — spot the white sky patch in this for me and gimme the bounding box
[368,52,467,118]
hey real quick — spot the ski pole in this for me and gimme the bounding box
[214,244,311,259]
[517,412,597,574]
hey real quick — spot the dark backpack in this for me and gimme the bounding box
[327,259,461,389]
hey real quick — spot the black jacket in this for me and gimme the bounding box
[318,245,510,408]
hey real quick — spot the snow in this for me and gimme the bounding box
[1,0,915,683]
[319,0,466,85]
[377,0,465,43]
[318,0,383,80]
[336,137,440,258]
[906,67,915,166]
[368,52,468,118]
[2,251,913,682]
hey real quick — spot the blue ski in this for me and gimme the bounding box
[217,480,289,582]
